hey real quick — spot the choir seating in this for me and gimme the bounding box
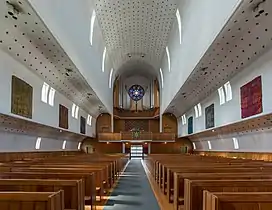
[0,151,129,210]
[144,154,272,210]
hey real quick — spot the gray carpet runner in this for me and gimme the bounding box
[103,159,160,210]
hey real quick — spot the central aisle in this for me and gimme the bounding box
[103,159,160,210]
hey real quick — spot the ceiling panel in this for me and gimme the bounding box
[94,0,179,73]
[166,0,272,116]
[0,0,107,117]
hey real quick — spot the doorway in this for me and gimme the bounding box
[130,145,143,159]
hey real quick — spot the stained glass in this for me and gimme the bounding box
[128,85,145,101]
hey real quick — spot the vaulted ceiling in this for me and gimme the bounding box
[93,0,179,75]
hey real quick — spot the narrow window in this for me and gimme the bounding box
[48,87,56,106]
[109,68,113,88]
[87,114,92,126]
[89,10,96,45]
[72,103,76,118]
[78,142,82,150]
[102,47,107,72]
[35,137,41,150]
[232,137,239,149]
[192,142,196,150]
[181,114,187,125]
[159,68,164,88]
[207,140,212,150]
[75,106,79,119]
[224,81,232,102]
[218,86,226,105]
[41,82,49,103]
[166,46,171,72]
[176,9,182,44]
[194,106,199,118]
[62,140,67,150]
[197,103,202,117]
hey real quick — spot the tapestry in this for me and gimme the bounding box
[205,104,215,129]
[11,75,33,119]
[240,76,262,119]
[188,116,193,134]
[80,116,86,134]
[59,104,68,129]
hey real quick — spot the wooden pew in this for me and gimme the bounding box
[203,191,272,210]
[184,179,272,210]
[0,179,83,210]
[0,191,64,210]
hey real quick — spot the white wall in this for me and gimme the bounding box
[179,45,272,152]
[121,76,152,109]
[0,131,79,152]
[160,0,241,113]
[28,0,113,113]
[0,49,96,137]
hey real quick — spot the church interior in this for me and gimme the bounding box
[0,0,272,209]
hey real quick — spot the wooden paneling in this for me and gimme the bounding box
[151,138,193,154]
[83,138,122,154]
[195,151,272,161]
[96,113,111,133]
[149,119,160,132]
[162,113,177,134]
[11,75,33,119]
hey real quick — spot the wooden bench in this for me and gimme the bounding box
[203,191,272,210]
[0,191,64,210]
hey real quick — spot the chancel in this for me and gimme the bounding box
[0,0,272,210]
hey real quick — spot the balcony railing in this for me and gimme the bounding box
[113,107,160,118]
[97,132,176,142]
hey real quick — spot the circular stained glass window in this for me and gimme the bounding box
[128,85,145,101]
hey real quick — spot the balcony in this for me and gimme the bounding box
[113,107,160,119]
[97,131,176,142]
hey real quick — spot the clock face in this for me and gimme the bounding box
[128,85,145,101]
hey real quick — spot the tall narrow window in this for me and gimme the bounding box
[218,86,226,105]
[62,140,67,150]
[159,68,164,88]
[48,87,56,106]
[192,142,196,150]
[197,103,202,117]
[232,137,239,149]
[41,82,49,103]
[181,114,186,125]
[75,106,79,119]
[207,140,212,150]
[87,114,92,126]
[166,46,171,72]
[102,47,107,72]
[176,9,182,44]
[109,68,113,88]
[89,10,96,46]
[224,81,232,102]
[194,106,199,118]
[35,137,41,150]
[78,142,82,150]
[72,103,76,118]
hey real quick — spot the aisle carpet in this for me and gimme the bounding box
[103,159,160,210]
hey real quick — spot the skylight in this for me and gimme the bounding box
[48,87,56,106]
[41,82,49,103]
[166,46,171,72]
[102,47,107,72]
[35,137,41,150]
[109,68,113,88]
[176,9,182,44]
[159,68,164,88]
[89,10,96,46]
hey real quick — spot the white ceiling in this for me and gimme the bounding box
[0,0,106,117]
[165,0,272,116]
[93,0,179,73]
